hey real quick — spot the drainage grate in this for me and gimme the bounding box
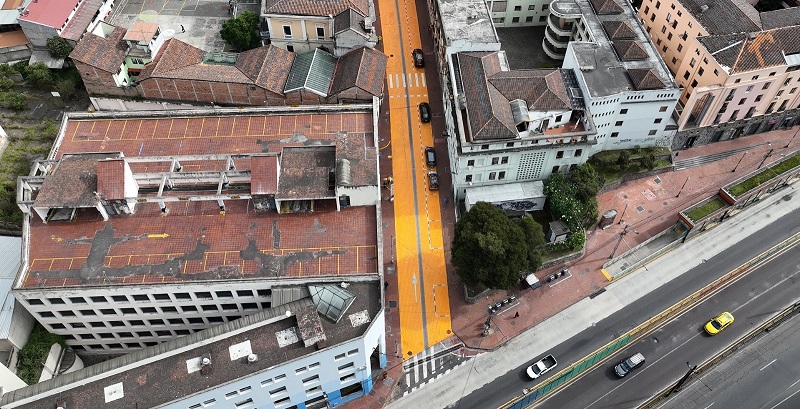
[636,205,645,212]
[389,300,397,308]
[654,177,662,184]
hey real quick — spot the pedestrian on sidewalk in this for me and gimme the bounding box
[514,311,519,318]
[181,25,185,33]
[444,198,449,205]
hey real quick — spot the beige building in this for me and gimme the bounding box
[261,0,377,56]
[639,0,800,147]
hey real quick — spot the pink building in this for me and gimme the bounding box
[17,0,115,48]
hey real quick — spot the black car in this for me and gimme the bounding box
[412,49,424,68]
[419,102,431,123]
[425,147,436,167]
[614,353,645,378]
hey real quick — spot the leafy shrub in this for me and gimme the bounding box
[16,324,66,385]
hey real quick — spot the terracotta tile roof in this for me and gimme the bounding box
[60,0,104,42]
[96,159,126,201]
[329,47,388,96]
[236,45,295,94]
[626,68,667,90]
[333,8,367,36]
[589,0,623,15]
[602,20,636,40]
[699,26,800,74]
[489,70,571,111]
[69,26,128,73]
[263,0,368,18]
[137,38,204,81]
[123,21,159,43]
[457,52,517,141]
[612,40,649,61]
[676,0,759,35]
[34,153,122,208]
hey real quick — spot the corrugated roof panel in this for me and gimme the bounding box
[0,236,22,339]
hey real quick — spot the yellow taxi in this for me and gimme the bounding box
[704,312,734,335]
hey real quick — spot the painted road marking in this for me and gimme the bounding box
[760,359,777,371]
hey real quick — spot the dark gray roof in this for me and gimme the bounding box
[759,7,800,30]
[675,0,760,35]
[0,281,381,409]
[333,8,367,36]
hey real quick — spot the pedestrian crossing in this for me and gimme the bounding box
[401,345,470,396]
[388,72,428,97]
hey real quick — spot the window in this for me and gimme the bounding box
[662,45,668,53]
[514,5,521,10]
[738,98,746,105]
[491,157,499,165]
[734,78,741,83]
[498,171,506,180]
[689,58,695,68]
[153,293,170,301]
[620,109,628,114]
[667,33,672,40]
[655,1,660,8]
[287,45,294,52]
[132,294,149,301]
[340,374,356,383]
[526,16,533,22]
[730,110,739,120]
[556,150,564,159]
[745,85,753,93]
[141,307,157,314]
[111,295,128,302]
[316,27,325,39]
[644,5,649,13]
[338,362,355,372]
[539,15,546,22]
[683,71,690,80]
[467,160,474,167]
[648,130,657,135]
[488,172,496,180]
[283,25,292,38]
[60,310,76,317]
[465,175,472,182]
[698,68,704,76]
[754,95,763,102]
[481,144,489,150]
[235,398,254,408]
[677,44,683,52]
[69,297,86,304]
[762,82,771,90]
[661,26,666,34]
[614,121,623,126]
[666,12,671,22]
[791,87,798,94]
[751,75,759,80]
[181,305,198,312]
[671,57,677,64]
[512,17,519,23]
[691,80,697,88]
[777,90,784,97]
[528,4,535,9]
[659,106,668,112]
[542,3,548,9]
[269,386,287,397]
[80,309,96,316]
[149,319,165,325]
[654,118,662,124]
[611,132,619,137]
[501,156,509,164]
[40,311,55,318]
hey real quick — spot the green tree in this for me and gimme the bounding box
[616,150,631,170]
[517,216,546,270]
[220,11,260,51]
[23,62,53,89]
[544,164,602,230]
[452,202,529,290]
[640,153,656,170]
[54,78,76,100]
[0,75,14,91]
[46,37,73,59]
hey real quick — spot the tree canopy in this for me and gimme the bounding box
[544,164,604,230]
[452,202,544,290]
[46,37,73,59]
[220,11,261,51]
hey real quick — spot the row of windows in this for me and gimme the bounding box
[46,313,249,332]
[493,16,547,24]
[37,302,267,321]
[25,290,270,307]
[491,3,549,12]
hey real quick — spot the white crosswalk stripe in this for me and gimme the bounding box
[401,347,471,396]
[387,72,427,90]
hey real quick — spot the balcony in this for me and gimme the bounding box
[543,38,566,59]
[545,26,571,47]
[548,14,574,35]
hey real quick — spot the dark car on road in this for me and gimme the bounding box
[425,147,436,167]
[614,353,645,378]
[419,102,431,123]
[412,49,424,67]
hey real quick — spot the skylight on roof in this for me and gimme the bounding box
[309,284,356,323]
[202,51,237,65]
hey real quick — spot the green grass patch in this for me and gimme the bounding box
[590,147,672,184]
[686,196,727,221]
[16,324,66,385]
[729,153,800,197]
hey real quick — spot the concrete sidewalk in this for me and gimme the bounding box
[386,162,800,409]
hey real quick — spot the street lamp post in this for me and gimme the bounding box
[609,225,639,259]
[757,148,774,169]
[786,126,800,149]
[731,152,746,172]
[676,176,690,198]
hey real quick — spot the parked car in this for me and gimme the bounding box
[704,312,734,335]
[614,352,645,378]
[419,102,431,123]
[427,171,439,190]
[526,355,557,379]
[412,48,424,68]
[425,146,436,167]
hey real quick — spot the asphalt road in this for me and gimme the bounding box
[659,306,800,409]
[534,239,800,408]
[454,203,800,409]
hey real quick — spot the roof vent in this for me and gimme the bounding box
[247,353,259,363]
[700,4,709,12]
[200,353,213,375]
[747,32,756,40]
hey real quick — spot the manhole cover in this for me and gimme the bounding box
[389,300,397,308]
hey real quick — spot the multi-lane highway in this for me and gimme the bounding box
[451,204,800,409]
[659,308,800,409]
[534,239,800,408]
